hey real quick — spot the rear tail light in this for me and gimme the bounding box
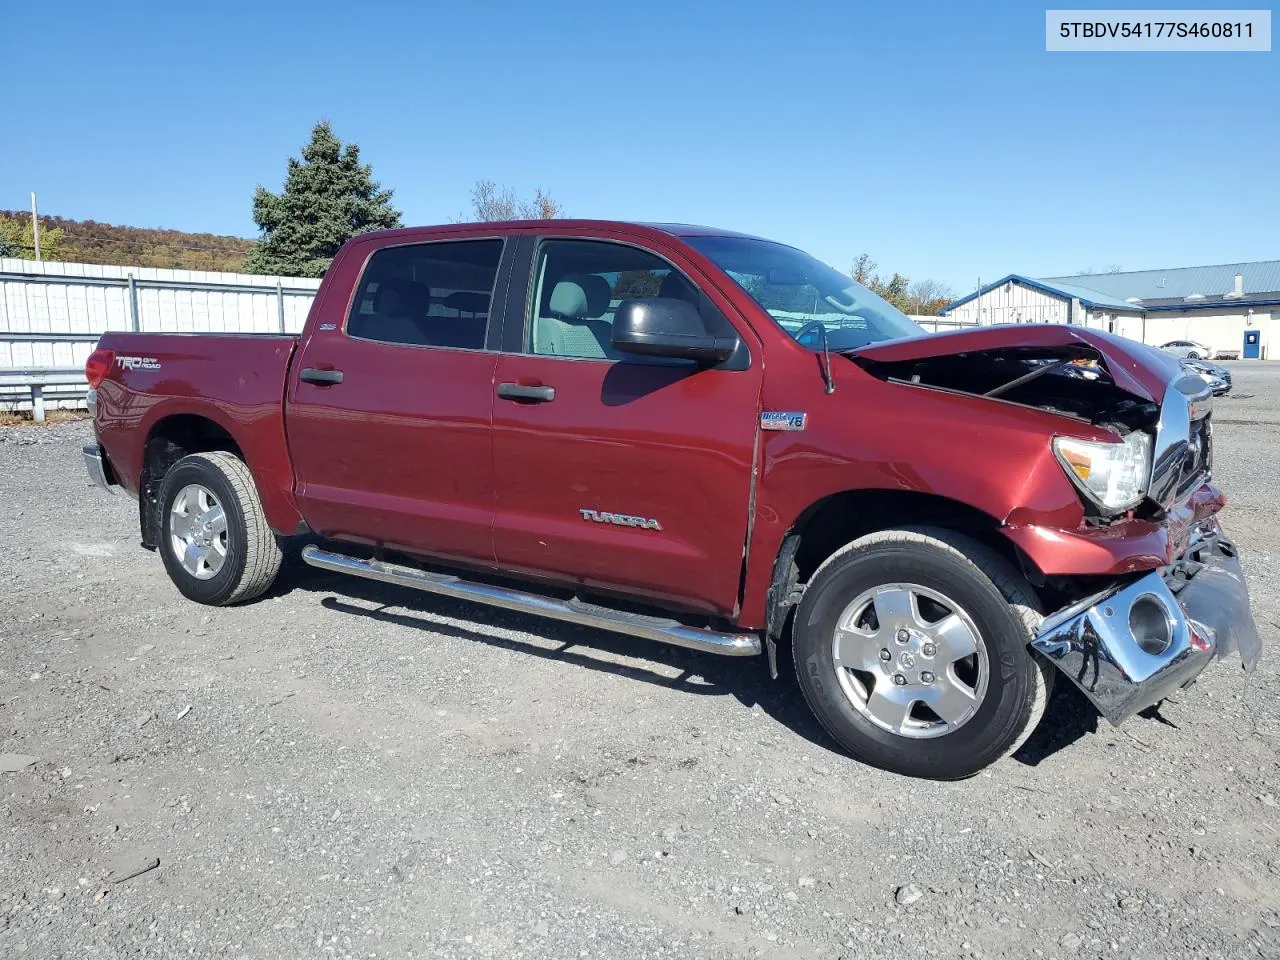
[85,347,115,388]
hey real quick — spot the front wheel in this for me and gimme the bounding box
[792,527,1051,780]
[156,451,283,606]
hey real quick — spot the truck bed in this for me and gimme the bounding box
[92,332,301,533]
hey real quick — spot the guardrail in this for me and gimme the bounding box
[0,366,86,422]
[0,333,104,420]
[1,331,103,342]
[0,327,297,422]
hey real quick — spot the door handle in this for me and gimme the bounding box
[497,382,555,403]
[300,367,344,385]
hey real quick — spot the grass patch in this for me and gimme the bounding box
[0,409,91,427]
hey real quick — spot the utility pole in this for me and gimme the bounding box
[30,192,42,261]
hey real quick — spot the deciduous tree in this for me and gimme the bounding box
[905,278,955,316]
[0,215,65,261]
[468,181,563,221]
[851,252,954,315]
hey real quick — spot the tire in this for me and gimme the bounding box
[156,451,283,606]
[792,526,1052,780]
[1187,352,1202,360]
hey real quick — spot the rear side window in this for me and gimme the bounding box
[346,239,503,349]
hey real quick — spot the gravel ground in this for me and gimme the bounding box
[2,365,1279,960]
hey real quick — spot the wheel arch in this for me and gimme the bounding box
[760,488,1043,648]
[137,411,301,549]
[138,413,242,549]
[790,489,1023,582]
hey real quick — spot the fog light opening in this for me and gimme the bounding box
[1129,595,1173,656]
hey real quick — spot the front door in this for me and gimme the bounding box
[490,236,763,616]
[286,236,507,565]
[1244,329,1261,359]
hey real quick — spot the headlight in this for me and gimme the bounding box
[1053,431,1153,513]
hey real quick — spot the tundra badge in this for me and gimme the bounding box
[580,509,662,531]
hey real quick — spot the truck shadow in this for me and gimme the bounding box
[274,551,836,752]
[274,549,1101,770]
[1012,683,1101,767]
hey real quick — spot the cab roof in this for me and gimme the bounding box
[353,220,771,244]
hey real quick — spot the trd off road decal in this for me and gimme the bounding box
[116,356,161,371]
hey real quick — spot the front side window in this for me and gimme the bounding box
[685,235,922,351]
[527,239,728,360]
[347,239,503,349]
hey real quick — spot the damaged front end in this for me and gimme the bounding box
[850,326,1261,722]
[849,329,1166,437]
[1031,518,1260,724]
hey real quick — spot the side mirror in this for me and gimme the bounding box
[611,298,739,363]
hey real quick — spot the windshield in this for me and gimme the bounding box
[685,236,923,350]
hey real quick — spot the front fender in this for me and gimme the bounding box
[1003,481,1226,576]
[739,378,1105,627]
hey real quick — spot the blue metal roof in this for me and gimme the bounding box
[1027,278,1141,311]
[941,274,1142,315]
[1042,260,1280,303]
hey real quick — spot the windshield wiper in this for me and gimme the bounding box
[794,320,837,394]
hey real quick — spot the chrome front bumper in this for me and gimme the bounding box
[1031,519,1260,724]
[82,443,117,493]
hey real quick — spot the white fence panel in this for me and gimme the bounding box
[0,257,321,415]
[909,315,979,334]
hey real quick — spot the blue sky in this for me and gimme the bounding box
[2,0,1275,293]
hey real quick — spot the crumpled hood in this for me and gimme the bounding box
[848,325,1183,404]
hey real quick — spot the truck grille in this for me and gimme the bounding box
[1150,373,1215,509]
[1177,415,1212,495]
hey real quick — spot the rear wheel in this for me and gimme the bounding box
[156,451,283,605]
[792,527,1051,780]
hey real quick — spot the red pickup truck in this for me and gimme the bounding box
[83,220,1260,779]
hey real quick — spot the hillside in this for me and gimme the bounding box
[0,212,254,272]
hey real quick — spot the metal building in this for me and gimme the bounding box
[942,260,1280,359]
[941,276,1144,338]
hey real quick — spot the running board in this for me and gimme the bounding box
[300,545,762,658]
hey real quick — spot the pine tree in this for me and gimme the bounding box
[244,122,401,277]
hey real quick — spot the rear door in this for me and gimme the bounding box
[490,233,763,616]
[286,234,509,565]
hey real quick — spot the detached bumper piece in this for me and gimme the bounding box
[83,443,118,493]
[1031,519,1260,725]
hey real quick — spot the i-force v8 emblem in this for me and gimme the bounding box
[580,509,663,531]
[761,411,807,431]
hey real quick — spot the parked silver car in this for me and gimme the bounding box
[1161,339,1214,360]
